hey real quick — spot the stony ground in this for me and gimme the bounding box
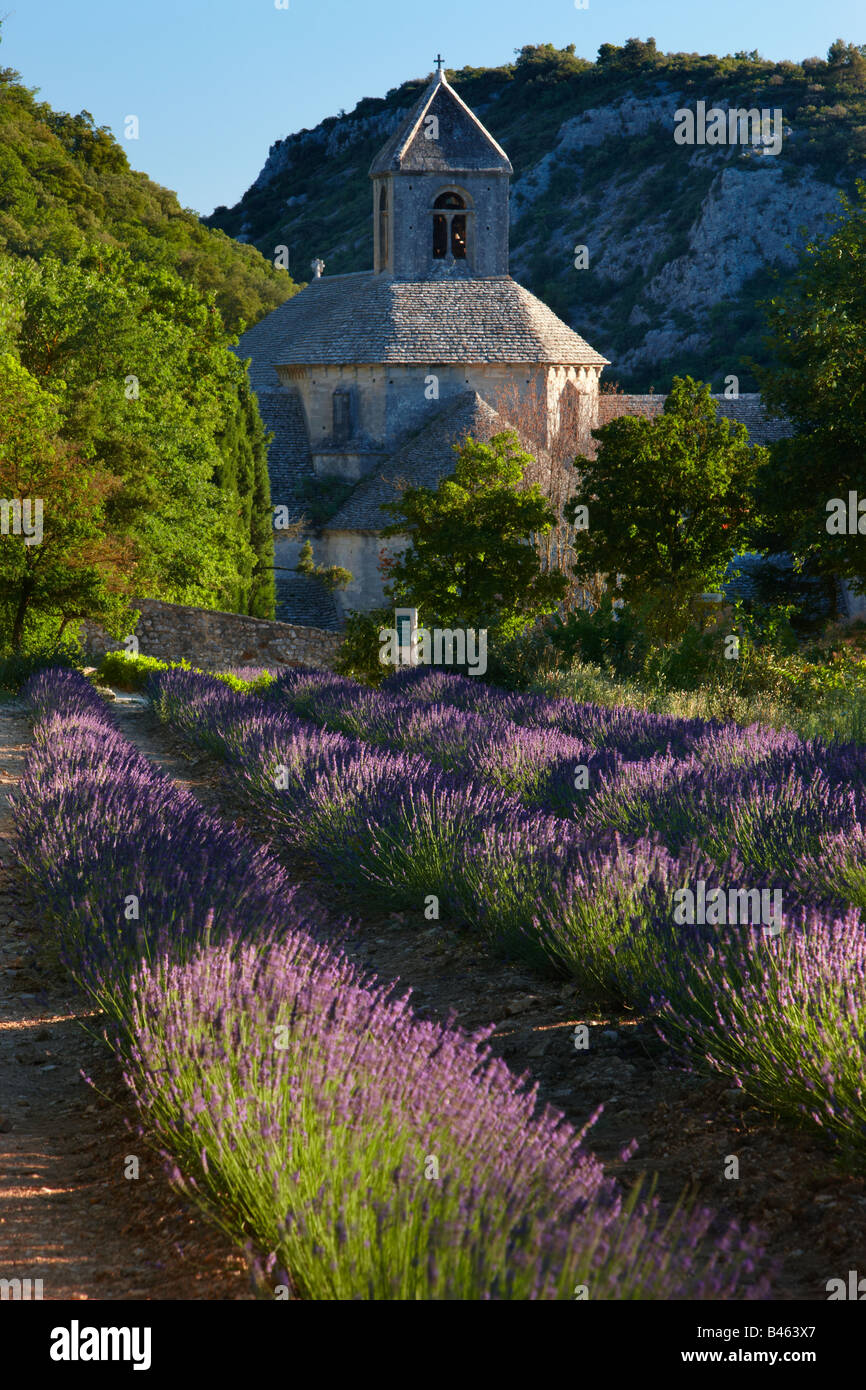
[3,687,865,1301]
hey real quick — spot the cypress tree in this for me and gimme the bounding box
[214,371,276,618]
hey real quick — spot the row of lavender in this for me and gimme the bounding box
[11,668,767,1298]
[150,667,866,1163]
[263,667,866,901]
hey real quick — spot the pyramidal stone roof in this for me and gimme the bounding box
[234,272,609,369]
[369,70,512,176]
[326,390,513,532]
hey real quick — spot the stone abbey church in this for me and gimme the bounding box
[236,65,786,629]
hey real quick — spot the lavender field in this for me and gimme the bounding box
[148,664,866,1161]
[7,665,783,1301]
[13,661,866,1298]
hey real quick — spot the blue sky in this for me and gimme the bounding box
[2,0,862,216]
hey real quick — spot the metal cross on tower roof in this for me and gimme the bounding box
[435,54,444,72]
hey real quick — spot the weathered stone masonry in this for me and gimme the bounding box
[81,598,343,672]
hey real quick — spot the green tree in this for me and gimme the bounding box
[755,181,866,589]
[214,374,276,617]
[826,39,866,82]
[295,538,353,593]
[0,352,137,650]
[381,431,567,640]
[566,377,764,640]
[597,38,662,72]
[6,247,274,616]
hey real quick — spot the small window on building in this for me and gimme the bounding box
[378,186,389,268]
[333,388,352,444]
[432,191,467,260]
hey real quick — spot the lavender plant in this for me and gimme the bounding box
[650,909,866,1163]
[13,671,331,1025]
[13,666,772,1298]
[150,665,866,1158]
[122,936,768,1299]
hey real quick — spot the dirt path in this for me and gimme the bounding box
[0,698,252,1301]
[112,698,866,1302]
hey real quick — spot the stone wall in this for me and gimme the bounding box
[81,598,343,671]
[594,393,792,445]
[282,361,594,454]
[317,530,404,618]
[384,170,510,280]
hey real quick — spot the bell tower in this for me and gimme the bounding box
[369,61,513,280]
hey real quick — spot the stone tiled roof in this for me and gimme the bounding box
[369,72,512,176]
[233,316,287,394]
[235,272,609,367]
[273,570,342,631]
[595,392,792,445]
[254,391,312,511]
[713,395,794,444]
[325,390,513,532]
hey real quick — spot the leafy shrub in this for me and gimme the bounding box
[550,597,648,679]
[96,649,274,694]
[215,666,277,693]
[334,607,392,686]
[477,621,560,691]
[97,651,177,691]
[0,639,81,694]
[473,598,650,693]
[642,622,725,692]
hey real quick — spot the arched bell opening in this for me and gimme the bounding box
[431,190,472,263]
